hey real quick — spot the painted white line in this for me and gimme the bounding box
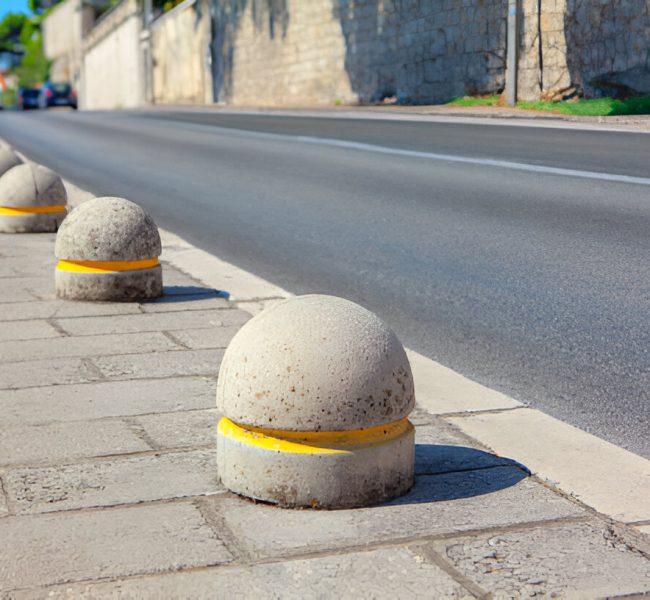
[145,119,650,188]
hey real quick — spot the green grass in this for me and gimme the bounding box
[447,95,501,107]
[448,94,650,116]
[518,96,650,116]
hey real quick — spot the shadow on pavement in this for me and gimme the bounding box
[388,444,530,505]
[149,285,231,303]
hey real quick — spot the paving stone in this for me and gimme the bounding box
[0,502,232,592]
[0,420,150,466]
[142,293,231,313]
[5,449,221,514]
[0,300,141,321]
[0,285,39,303]
[0,377,214,426]
[0,481,7,516]
[136,409,219,449]
[0,276,55,298]
[0,320,60,343]
[211,469,585,559]
[56,309,246,336]
[94,349,223,381]
[0,357,102,389]
[0,331,180,363]
[167,326,240,349]
[20,546,474,599]
[434,520,650,598]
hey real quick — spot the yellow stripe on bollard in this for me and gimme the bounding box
[0,205,66,215]
[56,258,160,273]
[218,416,412,455]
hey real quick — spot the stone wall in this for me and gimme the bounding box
[517,0,650,100]
[82,0,143,109]
[151,0,213,105]
[211,0,508,106]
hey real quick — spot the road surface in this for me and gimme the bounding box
[1,108,648,458]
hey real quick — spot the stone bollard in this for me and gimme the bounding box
[0,144,21,177]
[216,294,415,509]
[0,163,67,233]
[55,197,162,302]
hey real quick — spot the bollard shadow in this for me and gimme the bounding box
[146,285,231,304]
[386,444,530,506]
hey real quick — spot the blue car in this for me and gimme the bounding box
[38,82,77,109]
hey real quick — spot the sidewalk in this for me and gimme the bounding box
[1,197,650,597]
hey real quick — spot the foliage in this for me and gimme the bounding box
[518,96,650,116]
[447,95,501,107]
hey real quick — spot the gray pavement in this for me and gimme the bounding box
[1,228,649,597]
[0,110,648,459]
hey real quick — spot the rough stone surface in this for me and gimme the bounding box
[0,419,150,466]
[0,163,67,233]
[0,320,60,343]
[437,521,650,598]
[135,409,219,450]
[55,264,163,302]
[55,197,161,261]
[0,377,214,427]
[23,546,473,599]
[217,294,415,431]
[0,356,103,389]
[5,449,221,514]
[54,196,162,301]
[218,420,415,508]
[211,469,584,559]
[0,502,232,592]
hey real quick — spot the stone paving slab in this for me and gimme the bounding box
[0,357,103,390]
[55,308,249,336]
[0,331,180,363]
[4,449,221,514]
[0,419,150,467]
[0,502,232,592]
[20,546,473,599]
[0,299,142,321]
[0,320,61,343]
[167,325,241,349]
[0,377,214,426]
[93,348,223,380]
[432,520,650,598]
[206,471,585,560]
[135,409,219,450]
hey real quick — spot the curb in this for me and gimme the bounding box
[53,178,649,534]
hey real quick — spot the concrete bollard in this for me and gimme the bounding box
[0,163,67,233]
[55,197,162,302]
[216,294,415,509]
[0,145,21,177]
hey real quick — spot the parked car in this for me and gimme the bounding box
[38,82,77,109]
[17,88,41,110]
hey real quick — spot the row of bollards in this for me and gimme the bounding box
[0,141,415,509]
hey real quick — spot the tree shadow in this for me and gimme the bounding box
[388,444,530,506]
[146,285,230,304]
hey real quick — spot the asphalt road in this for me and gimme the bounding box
[1,109,648,458]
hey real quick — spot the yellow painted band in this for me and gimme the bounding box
[218,416,412,455]
[56,258,159,273]
[0,205,66,215]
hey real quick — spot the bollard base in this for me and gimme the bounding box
[55,265,163,302]
[0,212,66,233]
[216,417,415,509]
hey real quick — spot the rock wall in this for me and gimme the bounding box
[82,0,143,109]
[211,0,508,106]
[151,0,213,105]
[517,0,650,100]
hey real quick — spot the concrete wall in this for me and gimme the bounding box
[212,0,508,106]
[82,0,143,109]
[151,0,213,105]
[42,0,94,88]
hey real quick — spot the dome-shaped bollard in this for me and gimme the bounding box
[55,197,162,302]
[0,163,67,233]
[216,294,415,509]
